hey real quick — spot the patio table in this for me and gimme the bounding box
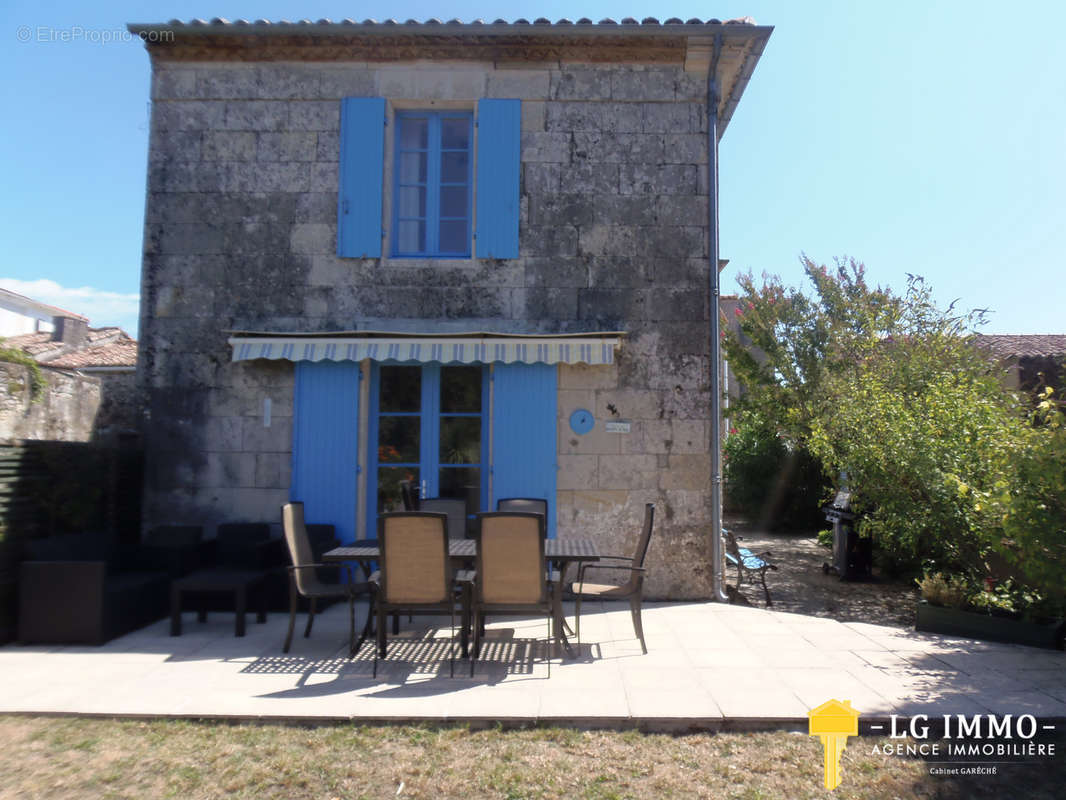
[170,569,268,637]
[324,538,599,655]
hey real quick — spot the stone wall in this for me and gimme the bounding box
[141,59,715,597]
[0,364,140,443]
[0,364,101,442]
[94,372,143,438]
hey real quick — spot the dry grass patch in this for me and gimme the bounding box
[0,716,1061,799]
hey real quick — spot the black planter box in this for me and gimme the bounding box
[916,601,1065,650]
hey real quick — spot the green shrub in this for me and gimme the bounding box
[0,343,45,402]
[917,572,970,609]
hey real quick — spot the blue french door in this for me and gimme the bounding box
[366,363,488,533]
[291,361,361,543]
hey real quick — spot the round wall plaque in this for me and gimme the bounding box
[569,408,595,435]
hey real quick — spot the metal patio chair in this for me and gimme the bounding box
[281,502,372,656]
[469,511,559,676]
[372,512,469,677]
[569,503,655,654]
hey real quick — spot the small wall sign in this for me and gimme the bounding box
[605,420,631,434]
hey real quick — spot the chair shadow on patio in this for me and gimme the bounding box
[241,623,600,695]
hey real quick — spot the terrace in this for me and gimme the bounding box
[2,597,1063,727]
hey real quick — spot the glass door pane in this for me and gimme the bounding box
[376,366,421,514]
[369,364,485,534]
[438,365,483,537]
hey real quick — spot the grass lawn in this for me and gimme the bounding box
[0,716,1061,799]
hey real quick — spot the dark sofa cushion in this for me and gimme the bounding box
[145,525,203,548]
[23,532,114,564]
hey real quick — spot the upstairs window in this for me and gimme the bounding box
[337,98,519,260]
[393,112,473,258]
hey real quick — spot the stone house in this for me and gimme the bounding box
[2,307,139,442]
[129,17,772,599]
[976,334,1065,399]
[0,287,80,338]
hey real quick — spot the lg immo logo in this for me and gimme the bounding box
[808,699,859,790]
[809,699,1059,790]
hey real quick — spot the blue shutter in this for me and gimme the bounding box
[292,362,360,543]
[475,99,521,259]
[491,363,557,537]
[337,97,385,258]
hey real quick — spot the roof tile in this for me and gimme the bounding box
[133,16,758,31]
[3,327,137,368]
[976,334,1066,359]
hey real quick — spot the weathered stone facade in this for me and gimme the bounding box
[136,23,770,599]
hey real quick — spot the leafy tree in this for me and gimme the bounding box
[723,258,901,447]
[724,259,1031,577]
[991,389,1066,616]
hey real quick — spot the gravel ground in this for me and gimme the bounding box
[723,515,920,629]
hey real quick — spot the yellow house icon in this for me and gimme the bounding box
[808,699,860,790]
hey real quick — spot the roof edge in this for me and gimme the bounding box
[128,19,772,40]
[227,329,627,339]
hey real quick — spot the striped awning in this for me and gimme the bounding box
[227,331,624,366]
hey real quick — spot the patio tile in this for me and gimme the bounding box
[445,685,541,719]
[853,650,912,668]
[710,688,808,718]
[539,687,629,719]
[978,690,1066,717]
[620,665,704,691]
[1012,668,1066,691]
[542,661,622,688]
[1041,685,1066,704]
[892,693,995,717]
[685,647,765,669]
[3,600,1063,723]
[625,687,722,720]
[760,647,837,669]
[774,668,892,715]
[932,649,1066,675]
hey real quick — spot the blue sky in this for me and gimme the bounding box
[2,1,1064,337]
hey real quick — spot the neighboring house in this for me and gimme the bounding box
[975,334,1066,398]
[2,319,139,440]
[0,287,81,337]
[128,16,772,599]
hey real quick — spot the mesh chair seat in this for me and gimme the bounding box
[293,575,348,598]
[570,581,631,598]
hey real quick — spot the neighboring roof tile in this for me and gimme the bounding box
[976,334,1066,359]
[46,339,138,369]
[2,331,59,356]
[3,328,138,368]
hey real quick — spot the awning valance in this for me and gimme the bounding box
[228,331,624,366]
